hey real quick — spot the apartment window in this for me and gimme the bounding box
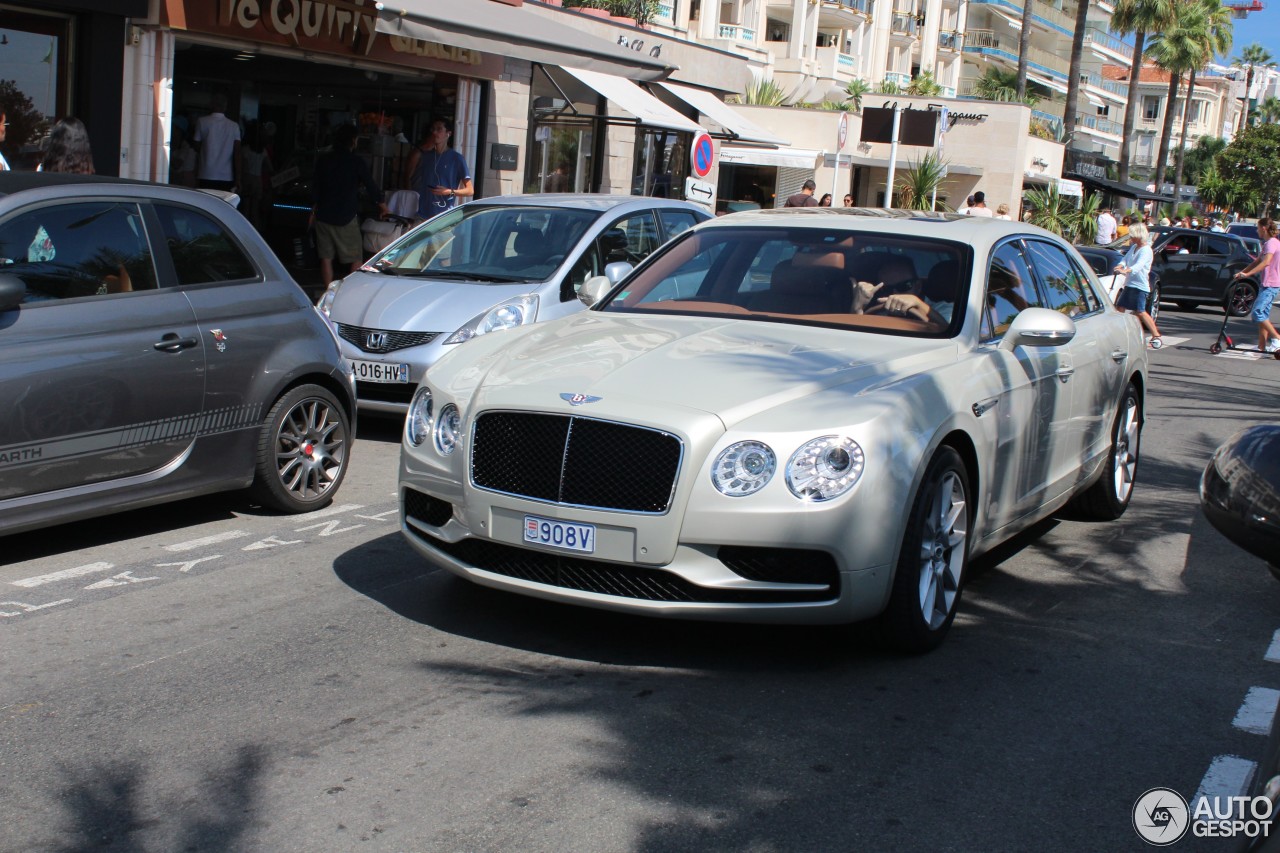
[1142,95,1160,121]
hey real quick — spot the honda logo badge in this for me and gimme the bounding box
[367,332,388,351]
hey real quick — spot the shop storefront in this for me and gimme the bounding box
[0,0,143,174]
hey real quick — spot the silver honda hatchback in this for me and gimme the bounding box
[315,195,710,414]
[0,172,355,536]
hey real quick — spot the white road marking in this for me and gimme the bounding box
[1216,348,1275,360]
[84,571,161,590]
[155,555,223,573]
[356,509,399,521]
[242,534,303,551]
[1233,687,1280,735]
[114,640,220,675]
[163,531,248,552]
[296,519,364,537]
[297,503,363,520]
[1192,755,1257,820]
[0,599,74,617]
[11,562,114,588]
[1152,336,1190,348]
[1264,629,1280,663]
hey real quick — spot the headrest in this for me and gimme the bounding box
[873,255,917,287]
[513,227,543,254]
[791,248,845,269]
[923,259,959,302]
[771,261,845,295]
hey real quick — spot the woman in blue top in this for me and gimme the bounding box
[1113,222,1163,348]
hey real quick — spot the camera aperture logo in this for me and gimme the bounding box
[1133,788,1189,845]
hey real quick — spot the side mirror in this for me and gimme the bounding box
[578,275,613,307]
[0,273,26,312]
[604,261,633,285]
[1000,307,1076,350]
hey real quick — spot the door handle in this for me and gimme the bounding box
[154,333,198,353]
[1056,366,1075,382]
[1111,349,1127,362]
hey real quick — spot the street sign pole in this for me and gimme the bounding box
[883,103,902,209]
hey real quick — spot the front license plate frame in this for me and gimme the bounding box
[523,514,596,554]
[353,359,409,384]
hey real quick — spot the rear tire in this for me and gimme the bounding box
[1209,342,1223,354]
[1146,284,1161,324]
[1071,381,1140,520]
[1226,281,1257,317]
[250,384,351,513]
[878,447,970,654]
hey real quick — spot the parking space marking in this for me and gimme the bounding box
[242,534,303,551]
[0,599,74,617]
[296,519,364,537]
[295,503,364,521]
[11,562,114,588]
[155,555,223,573]
[1264,629,1280,663]
[356,509,399,521]
[84,571,161,590]
[1232,687,1280,735]
[1192,755,1257,821]
[164,531,248,552]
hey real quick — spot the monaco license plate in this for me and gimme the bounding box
[353,360,409,383]
[524,514,596,554]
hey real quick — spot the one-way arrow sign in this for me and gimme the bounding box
[684,177,717,211]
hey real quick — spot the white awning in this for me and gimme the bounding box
[657,82,789,146]
[374,0,676,81]
[1029,74,1070,95]
[720,146,823,169]
[1085,92,1105,108]
[990,6,1023,29]
[562,68,704,133]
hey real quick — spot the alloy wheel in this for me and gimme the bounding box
[275,397,347,501]
[1112,396,1139,504]
[917,470,968,630]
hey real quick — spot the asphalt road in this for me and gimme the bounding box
[3,307,1280,853]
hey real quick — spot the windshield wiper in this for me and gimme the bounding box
[377,268,531,283]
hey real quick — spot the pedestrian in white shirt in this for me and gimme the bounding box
[966,191,994,217]
[194,92,241,192]
[1097,208,1117,244]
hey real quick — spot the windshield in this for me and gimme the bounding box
[369,204,597,283]
[600,226,969,337]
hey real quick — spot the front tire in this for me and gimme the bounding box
[1226,281,1257,317]
[250,384,350,513]
[878,447,970,653]
[1071,381,1140,520]
[1146,283,1161,324]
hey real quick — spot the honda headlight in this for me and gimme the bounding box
[711,441,776,497]
[444,295,539,345]
[315,279,342,318]
[405,387,433,447]
[434,403,462,456]
[787,436,865,501]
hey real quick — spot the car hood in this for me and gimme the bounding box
[329,272,541,332]
[430,312,959,430]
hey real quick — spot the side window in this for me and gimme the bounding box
[658,210,699,240]
[607,211,661,263]
[620,239,729,303]
[1025,241,1097,317]
[0,201,156,302]
[982,242,1043,340]
[154,204,257,285]
[1205,237,1232,256]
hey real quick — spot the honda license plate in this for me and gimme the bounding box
[353,360,409,383]
[523,514,596,554]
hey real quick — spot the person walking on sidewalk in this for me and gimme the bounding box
[1097,207,1117,244]
[405,118,472,222]
[784,179,819,207]
[312,123,388,286]
[1113,222,1163,348]
[193,92,240,192]
[1233,217,1280,353]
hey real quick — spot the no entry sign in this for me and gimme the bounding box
[690,131,715,179]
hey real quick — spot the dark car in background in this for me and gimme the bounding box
[1152,228,1260,315]
[0,172,355,536]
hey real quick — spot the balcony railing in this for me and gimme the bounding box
[938,30,964,51]
[969,0,1076,34]
[890,12,918,35]
[941,85,957,97]
[1083,27,1132,60]
[823,0,874,16]
[963,29,1069,77]
[1077,112,1124,136]
[655,1,675,20]
[717,24,757,42]
[1080,71,1128,98]
[885,70,912,88]
[1032,109,1064,134]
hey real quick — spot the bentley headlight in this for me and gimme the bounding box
[405,386,433,447]
[711,441,776,497]
[434,403,462,456]
[315,279,342,318]
[787,436,865,501]
[443,295,539,345]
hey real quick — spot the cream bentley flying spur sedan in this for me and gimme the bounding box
[397,209,1149,651]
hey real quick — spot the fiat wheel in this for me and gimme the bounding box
[879,446,970,653]
[250,384,350,513]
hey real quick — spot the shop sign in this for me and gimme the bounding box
[490,144,519,171]
[164,0,504,79]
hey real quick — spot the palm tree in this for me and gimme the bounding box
[973,67,1045,105]
[1061,0,1092,150]
[1232,43,1276,126]
[1015,0,1034,99]
[1148,1,1206,185]
[843,79,871,114]
[1111,0,1177,184]
[1171,0,1231,205]
[1261,96,1280,124]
